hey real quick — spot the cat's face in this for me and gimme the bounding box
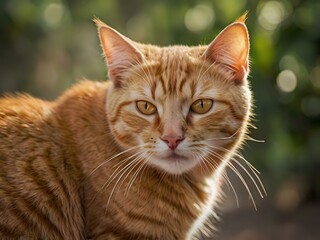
[97,16,251,175]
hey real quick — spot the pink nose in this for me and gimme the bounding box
[160,135,184,150]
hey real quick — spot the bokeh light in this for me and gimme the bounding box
[43,3,65,28]
[276,178,306,211]
[258,1,288,31]
[279,55,300,73]
[184,4,215,33]
[276,70,298,93]
[276,186,300,211]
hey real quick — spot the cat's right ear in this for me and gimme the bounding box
[94,19,144,86]
[202,13,250,84]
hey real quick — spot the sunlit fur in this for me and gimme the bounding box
[0,15,264,240]
[107,45,251,176]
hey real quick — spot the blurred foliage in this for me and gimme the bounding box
[0,0,320,202]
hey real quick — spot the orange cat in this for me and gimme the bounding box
[0,14,254,239]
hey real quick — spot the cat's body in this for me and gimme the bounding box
[0,81,220,239]
[0,15,253,239]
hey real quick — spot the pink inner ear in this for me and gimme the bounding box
[97,22,144,86]
[204,22,250,83]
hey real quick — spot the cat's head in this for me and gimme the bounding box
[96,14,252,175]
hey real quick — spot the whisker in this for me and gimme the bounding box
[222,160,257,210]
[196,56,207,85]
[200,153,218,173]
[88,144,147,178]
[112,151,143,169]
[223,172,239,208]
[138,157,151,192]
[87,156,132,206]
[105,153,146,211]
[246,135,265,143]
[126,153,152,196]
[143,62,156,86]
[88,151,145,207]
[205,127,241,141]
[211,145,266,197]
[200,155,214,175]
[198,60,216,84]
[230,158,264,199]
[129,58,154,86]
[117,155,145,196]
[198,146,258,210]
[125,162,145,195]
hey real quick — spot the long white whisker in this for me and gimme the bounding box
[211,145,266,197]
[246,136,265,143]
[195,152,213,175]
[88,144,147,177]
[104,154,145,211]
[112,151,143,169]
[205,128,242,141]
[198,146,257,210]
[126,153,152,196]
[230,158,264,198]
[117,153,147,196]
[89,151,144,202]
[88,154,137,206]
[223,172,239,208]
[137,156,153,193]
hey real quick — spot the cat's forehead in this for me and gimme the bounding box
[141,45,208,84]
[125,45,229,102]
[141,44,206,62]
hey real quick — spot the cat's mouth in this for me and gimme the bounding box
[150,151,199,174]
[161,153,189,162]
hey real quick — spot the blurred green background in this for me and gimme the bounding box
[1,0,320,239]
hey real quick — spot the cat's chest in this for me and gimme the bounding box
[85,171,210,239]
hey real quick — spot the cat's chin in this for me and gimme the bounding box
[149,153,200,175]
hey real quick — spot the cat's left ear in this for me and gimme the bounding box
[203,13,249,84]
[95,18,144,86]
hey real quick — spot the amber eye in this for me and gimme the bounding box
[136,100,157,115]
[190,99,213,114]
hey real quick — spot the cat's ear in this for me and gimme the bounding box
[94,18,144,86]
[203,13,249,84]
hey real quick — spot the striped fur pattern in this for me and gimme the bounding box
[0,15,254,239]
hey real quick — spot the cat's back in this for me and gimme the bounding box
[0,80,111,156]
[0,93,51,122]
[0,87,92,239]
[0,94,53,152]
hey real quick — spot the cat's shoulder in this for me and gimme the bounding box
[56,80,110,105]
[0,80,110,134]
[63,80,109,95]
[0,80,110,118]
[0,93,50,122]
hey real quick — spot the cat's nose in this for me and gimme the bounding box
[160,135,184,150]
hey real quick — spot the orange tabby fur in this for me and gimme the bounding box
[0,14,252,239]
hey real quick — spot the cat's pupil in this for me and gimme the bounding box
[200,100,204,108]
[145,102,148,110]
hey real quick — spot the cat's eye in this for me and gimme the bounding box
[136,100,157,115]
[190,99,213,114]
